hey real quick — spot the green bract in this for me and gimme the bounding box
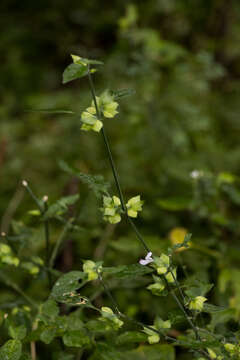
[0,244,19,267]
[83,260,99,281]
[102,196,122,224]
[165,268,177,283]
[155,318,171,330]
[100,307,123,329]
[224,343,239,357]
[147,281,165,296]
[189,296,207,311]
[143,327,160,344]
[126,195,143,218]
[81,109,103,132]
[154,254,170,275]
[89,90,118,118]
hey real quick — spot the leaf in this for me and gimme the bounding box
[71,55,103,66]
[63,330,90,347]
[41,299,59,321]
[157,197,191,211]
[59,160,110,198]
[0,340,22,360]
[90,343,175,360]
[203,303,226,313]
[26,109,75,114]
[89,343,125,360]
[130,344,175,360]
[8,325,27,341]
[62,63,89,84]
[50,271,87,303]
[53,353,74,360]
[111,88,136,100]
[43,194,79,219]
[115,331,147,345]
[184,280,213,298]
[209,308,235,330]
[19,354,32,360]
[28,210,41,216]
[40,327,57,344]
[170,233,192,252]
[103,264,153,279]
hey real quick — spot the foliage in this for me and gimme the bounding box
[1,1,240,359]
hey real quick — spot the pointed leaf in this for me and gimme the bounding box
[0,340,22,360]
[63,63,89,84]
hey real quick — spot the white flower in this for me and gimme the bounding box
[190,170,203,179]
[139,252,153,266]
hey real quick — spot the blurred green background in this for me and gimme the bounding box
[1,0,240,340]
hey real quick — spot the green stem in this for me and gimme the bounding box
[0,273,38,309]
[87,66,204,348]
[87,68,150,253]
[43,200,52,288]
[22,181,43,213]
[162,275,200,341]
[87,68,125,211]
[49,218,73,268]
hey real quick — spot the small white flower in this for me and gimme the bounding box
[139,252,153,266]
[190,170,204,179]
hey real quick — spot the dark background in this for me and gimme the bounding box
[1,1,240,356]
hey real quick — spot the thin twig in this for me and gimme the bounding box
[49,218,73,269]
[0,273,38,309]
[43,197,52,288]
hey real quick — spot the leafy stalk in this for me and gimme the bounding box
[49,218,73,269]
[87,67,205,345]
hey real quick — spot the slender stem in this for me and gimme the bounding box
[87,68,125,211]
[98,275,205,351]
[164,276,200,341]
[0,273,38,309]
[49,218,73,268]
[22,182,43,213]
[87,68,204,347]
[127,217,150,253]
[98,272,121,315]
[43,200,52,288]
[169,267,186,304]
[98,275,173,340]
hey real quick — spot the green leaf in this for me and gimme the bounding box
[63,330,90,347]
[0,340,22,360]
[8,325,27,340]
[111,88,136,100]
[184,280,213,298]
[130,344,175,360]
[209,308,235,330]
[41,299,59,320]
[19,354,32,360]
[40,327,57,344]
[53,353,74,360]
[89,343,125,360]
[71,55,103,66]
[157,197,191,211]
[170,233,192,253]
[115,331,147,345]
[90,343,175,360]
[203,303,226,313]
[62,63,89,84]
[103,264,153,279]
[59,160,110,198]
[26,109,75,114]
[43,194,79,219]
[50,271,87,303]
